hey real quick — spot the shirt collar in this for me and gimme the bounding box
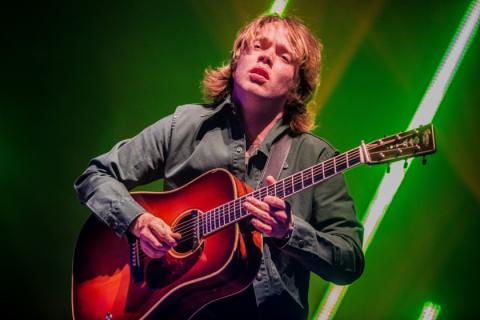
[201,95,291,156]
[200,95,236,118]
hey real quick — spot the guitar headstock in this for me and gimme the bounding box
[362,124,436,165]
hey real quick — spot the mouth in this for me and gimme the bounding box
[249,67,270,80]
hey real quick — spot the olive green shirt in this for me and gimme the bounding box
[74,97,364,319]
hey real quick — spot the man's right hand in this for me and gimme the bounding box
[128,212,181,259]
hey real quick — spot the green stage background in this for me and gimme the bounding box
[1,0,479,318]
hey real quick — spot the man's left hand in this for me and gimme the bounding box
[243,175,294,239]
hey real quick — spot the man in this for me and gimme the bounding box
[75,14,364,319]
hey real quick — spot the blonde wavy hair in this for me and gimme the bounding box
[202,14,322,133]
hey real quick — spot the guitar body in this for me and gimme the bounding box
[72,169,263,320]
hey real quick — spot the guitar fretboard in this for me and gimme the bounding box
[199,147,363,237]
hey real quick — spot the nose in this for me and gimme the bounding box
[258,49,273,68]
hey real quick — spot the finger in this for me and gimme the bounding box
[246,196,269,212]
[265,175,276,186]
[270,209,288,222]
[172,232,182,240]
[150,225,178,247]
[263,196,286,210]
[251,218,272,234]
[152,220,178,246]
[141,239,168,259]
[243,202,277,225]
[139,228,164,250]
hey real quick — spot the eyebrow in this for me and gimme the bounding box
[254,36,293,55]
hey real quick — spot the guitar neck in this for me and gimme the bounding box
[200,146,365,237]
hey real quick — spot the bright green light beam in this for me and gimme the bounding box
[418,301,441,320]
[269,0,289,16]
[314,1,480,319]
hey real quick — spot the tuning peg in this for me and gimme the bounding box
[386,163,390,174]
[403,159,408,169]
[422,156,427,165]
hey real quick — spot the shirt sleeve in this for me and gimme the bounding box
[73,115,173,236]
[277,149,365,285]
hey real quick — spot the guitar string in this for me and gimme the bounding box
[174,149,421,245]
[171,148,363,236]
[137,137,421,249]
[172,137,419,235]
[170,149,363,242]
[170,148,361,235]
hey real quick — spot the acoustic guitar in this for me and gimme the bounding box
[72,124,436,319]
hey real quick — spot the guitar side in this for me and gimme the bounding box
[72,169,263,320]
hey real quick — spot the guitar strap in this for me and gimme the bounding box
[258,132,292,188]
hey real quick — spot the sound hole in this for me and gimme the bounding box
[172,211,200,254]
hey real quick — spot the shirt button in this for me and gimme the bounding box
[298,239,305,248]
[255,272,263,281]
[236,146,243,153]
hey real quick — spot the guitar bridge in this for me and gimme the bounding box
[128,235,144,283]
[191,209,200,248]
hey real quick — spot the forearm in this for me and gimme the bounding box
[74,116,172,235]
[74,166,147,235]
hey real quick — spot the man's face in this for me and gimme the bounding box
[233,22,297,102]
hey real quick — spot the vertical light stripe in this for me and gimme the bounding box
[269,0,289,16]
[418,302,441,320]
[314,1,480,319]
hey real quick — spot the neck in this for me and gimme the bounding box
[232,90,286,146]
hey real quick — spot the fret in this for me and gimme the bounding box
[304,167,313,186]
[267,185,275,196]
[205,215,209,235]
[211,211,217,230]
[204,213,207,234]
[260,187,267,199]
[275,182,283,198]
[219,210,222,229]
[220,207,224,226]
[336,153,347,172]
[324,159,335,177]
[225,206,229,224]
[284,176,293,196]
[293,172,303,192]
[348,148,361,166]
[313,164,323,182]
[234,201,239,219]
[208,212,212,233]
[210,210,215,231]
[226,205,231,224]
[281,180,285,197]
[241,205,247,218]
[239,199,246,218]
[230,203,235,221]
[233,200,238,221]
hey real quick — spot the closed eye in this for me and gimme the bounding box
[281,55,291,63]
